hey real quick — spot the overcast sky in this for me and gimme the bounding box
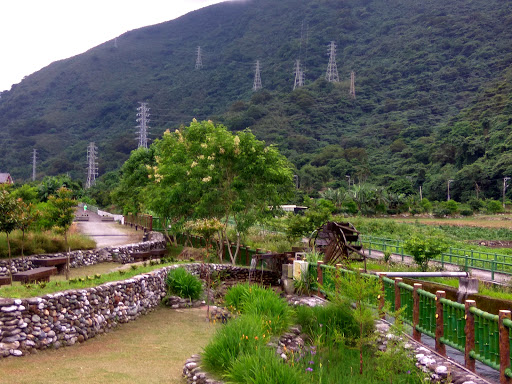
[0,0,231,92]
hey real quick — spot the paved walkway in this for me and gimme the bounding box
[74,208,142,248]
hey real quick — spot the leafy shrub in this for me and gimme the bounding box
[166,267,202,300]
[485,199,504,214]
[404,235,448,271]
[459,205,473,216]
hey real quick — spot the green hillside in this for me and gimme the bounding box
[1,0,512,201]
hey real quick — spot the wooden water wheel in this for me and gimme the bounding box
[309,221,365,266]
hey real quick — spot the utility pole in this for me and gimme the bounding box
[447,179,454,201]
[32,149,37,182]
[136,102,150,149]
[325,41,339,83]
[349,71,356,98]
[86,142,98,189]
[419,185,423,201]
[293,59,304,90]
[195,46,203,70]
[253,60,262,91]
[503,177,510,208]
[299,20,309,84]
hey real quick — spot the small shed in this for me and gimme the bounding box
[0,173,13,185]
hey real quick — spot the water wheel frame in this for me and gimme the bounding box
[309,221,366,267]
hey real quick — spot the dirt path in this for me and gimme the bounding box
[74,208,143,248]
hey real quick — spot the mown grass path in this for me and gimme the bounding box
[0,307,217,384]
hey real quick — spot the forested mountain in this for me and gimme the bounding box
[1,0,512,201]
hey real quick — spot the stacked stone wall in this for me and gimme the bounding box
[0,263,278,358]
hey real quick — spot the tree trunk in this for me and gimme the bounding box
[7,232,12,285]
[65,231,70,280]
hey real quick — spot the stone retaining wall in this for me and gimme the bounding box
[0,232,167,277]
[0,263,278,358]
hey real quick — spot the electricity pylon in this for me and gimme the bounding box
[195,46,203,70]
[349,71,356,98]
[136,102,150,149]
[325,41,339,83]
[293,60,304,90]
[86,142,98,189]
[253,60,262,91]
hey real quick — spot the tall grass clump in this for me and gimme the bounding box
[202,314,267,376]
[166,267,202,300]
[224,283,292,333]
[295,303,359,340]
[225,348,308,384]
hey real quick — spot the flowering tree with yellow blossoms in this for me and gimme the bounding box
[146,119,294,264]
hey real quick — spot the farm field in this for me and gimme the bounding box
[393,215,512,230]
[0,307,217,384]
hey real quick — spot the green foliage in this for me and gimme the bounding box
[165,267,203,300]
[485,199,504,214]
[404,235,449,271]
[202,314,268,376]
[295,303,359,340]
[223,283,292,334]
[146,120,294,263]
[225,348,308,384]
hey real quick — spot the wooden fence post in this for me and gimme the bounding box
[317,261,324,298]
[464,300,476,372]
[394,277,403,313]
[499,310,512,384]
[245,246,250,266]
[378,275,385,319]
[149,215,153,232]
[436,291,446,357]
[413,283,422,342]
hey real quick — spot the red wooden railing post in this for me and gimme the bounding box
[149,215,153,232]
[436,291,446,357]
[378,275,385,319]
[245,246,250,266]
[394,277,403,313]
[413,283,422,342]
[499,310,512,384]
[317,261,324,298]
[464,300,476,372]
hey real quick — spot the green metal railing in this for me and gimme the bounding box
[440,299,466,353]
[503,318,512,378]
[470,307,500,370]
[362,235,512,278]
[382,276,395,312]
[416,289,436,338]
[398,282,414,325]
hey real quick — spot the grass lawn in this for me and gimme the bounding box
[0,307,217,384]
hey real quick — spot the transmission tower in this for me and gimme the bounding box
[195,46,203,70]
[32,149,37,181]
[136,102,150,149]
[349,71,356,98]
[325,41,339,83]
[293,60,304,90]
[253,60,262,91]
[299,20,309,84]
[86,142,98,189]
